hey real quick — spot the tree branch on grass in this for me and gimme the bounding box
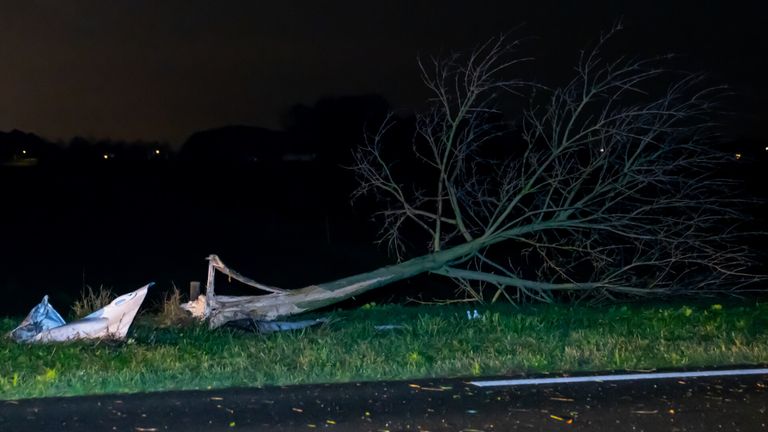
[194,26,763,327]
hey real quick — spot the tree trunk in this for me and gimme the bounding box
[205,238,487,328]
[197,32,761,326]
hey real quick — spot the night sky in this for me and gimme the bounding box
[1,1,766,145]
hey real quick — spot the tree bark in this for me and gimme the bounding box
[206,238,487,328]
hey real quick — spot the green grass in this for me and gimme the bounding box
[2,300,768,399]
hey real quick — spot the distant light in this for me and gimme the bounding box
[103,154,109,160]
[765,146,768,151]
[154,149,161,155]
[21,150,27,155]
[599,148,605,153]
[735,153,742,160]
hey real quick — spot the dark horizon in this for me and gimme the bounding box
[1,1,766,145]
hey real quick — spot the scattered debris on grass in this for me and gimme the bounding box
[9,283,151,343]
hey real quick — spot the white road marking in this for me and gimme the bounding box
[470,368,768,387]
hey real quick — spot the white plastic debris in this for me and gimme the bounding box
[9,295,66,342]
[374,324,406,331]
[224,317,329,334]
[255,318,328,333]
[9,283,151,343]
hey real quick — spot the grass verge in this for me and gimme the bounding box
[1,300,767,399]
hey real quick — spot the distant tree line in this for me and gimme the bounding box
[0,129,171,166]
[0,94,392,167]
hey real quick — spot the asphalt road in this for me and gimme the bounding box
[1,369,767,431]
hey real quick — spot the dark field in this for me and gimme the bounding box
[0,160,387,317]
[1,139,768,317]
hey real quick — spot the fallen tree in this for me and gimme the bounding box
[194,27,762,328]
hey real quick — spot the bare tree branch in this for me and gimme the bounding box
[195,27,765,328]
[351,26,763,302]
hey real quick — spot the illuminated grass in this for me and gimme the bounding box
[1,300,767,399]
